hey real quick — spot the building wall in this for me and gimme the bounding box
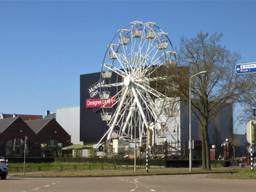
[56,107,81,144]
[80,72,234,150]
[80,73,109,144]
[0,118,39,157]
[180,101,233,153]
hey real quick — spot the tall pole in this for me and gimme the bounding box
[134,126,137,173]
[189,77,192,173]
[189,70,207,173]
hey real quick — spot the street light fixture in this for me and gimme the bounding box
[189,70,207,173]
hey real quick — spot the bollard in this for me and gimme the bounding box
[250,150,254,170]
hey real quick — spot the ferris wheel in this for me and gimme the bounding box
[96,21,177,148]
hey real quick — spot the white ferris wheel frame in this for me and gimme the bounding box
[96,21,177,148]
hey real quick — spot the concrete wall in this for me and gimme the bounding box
[56,107,81,144]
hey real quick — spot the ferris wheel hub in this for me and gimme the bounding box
[124,75,131,87]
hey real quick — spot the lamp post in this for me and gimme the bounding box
[189,70,207,173]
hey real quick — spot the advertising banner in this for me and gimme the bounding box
[88,79,105,98]
[85,97,115,108]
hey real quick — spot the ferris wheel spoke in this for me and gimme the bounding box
[144,35,158,57]
[114,53,130,74]
[100,82,124,88]
[139,56,164,78]
[131,87,149,128]
[104,90,123,126]
[107,86,129,140]
[121,99,136,135]
[104,63,126,78]
[135,76,167,85]
[136,90,159,121]
[116,96,133,130]
[145,76,167,82]
[134,81,166,98]
[150,52,165,66]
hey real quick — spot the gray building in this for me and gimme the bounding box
[56,107,81,145]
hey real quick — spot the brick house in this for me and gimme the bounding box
[0,116,71,157]
[25,118,71,157]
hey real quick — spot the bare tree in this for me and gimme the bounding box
[174,32,250,169]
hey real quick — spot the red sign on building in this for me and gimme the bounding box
[85,97,115,108]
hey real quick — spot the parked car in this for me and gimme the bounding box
[0,157,8,180]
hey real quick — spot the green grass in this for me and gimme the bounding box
[208,168,256,179]
[8,161,149,174]
[8,161,236,177]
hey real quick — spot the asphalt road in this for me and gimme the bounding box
[1,174,256,192]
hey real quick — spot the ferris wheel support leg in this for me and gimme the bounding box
[131,87,149,128]
[95,128,111,149]
[121,99,136,134]
[131,87,152,172]
[107,87,129,140]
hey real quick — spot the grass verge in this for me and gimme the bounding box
[208,168,256,179]
[8,162,236,177]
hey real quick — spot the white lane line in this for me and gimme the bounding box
[150,189,156,192]
[44,184,50,188]
[31,187,40,191]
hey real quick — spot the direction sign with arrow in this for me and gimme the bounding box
[236,62,256,74]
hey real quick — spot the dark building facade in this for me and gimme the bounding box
[26,118,71,157]
[80,72,108,143]
[0,117,71,157]
[0,117,38,157]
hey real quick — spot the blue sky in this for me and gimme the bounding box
[0,0,255,132]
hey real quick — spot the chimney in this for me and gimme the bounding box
[46,110,50,116]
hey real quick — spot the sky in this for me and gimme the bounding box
[0,0,255,132]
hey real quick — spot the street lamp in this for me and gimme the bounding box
[189,70,207,173]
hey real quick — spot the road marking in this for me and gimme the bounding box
[31,187,40,191]
[150,189,156,192]
[44,184,50,188]
[130,189,135,192]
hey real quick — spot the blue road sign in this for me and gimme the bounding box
[236,62,256,74]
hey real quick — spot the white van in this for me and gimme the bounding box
[0,157,8,180]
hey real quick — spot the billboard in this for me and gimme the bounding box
[85,98,115,108]
[80,72,109,143]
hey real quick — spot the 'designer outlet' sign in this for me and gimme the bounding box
[85,98,115,108]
